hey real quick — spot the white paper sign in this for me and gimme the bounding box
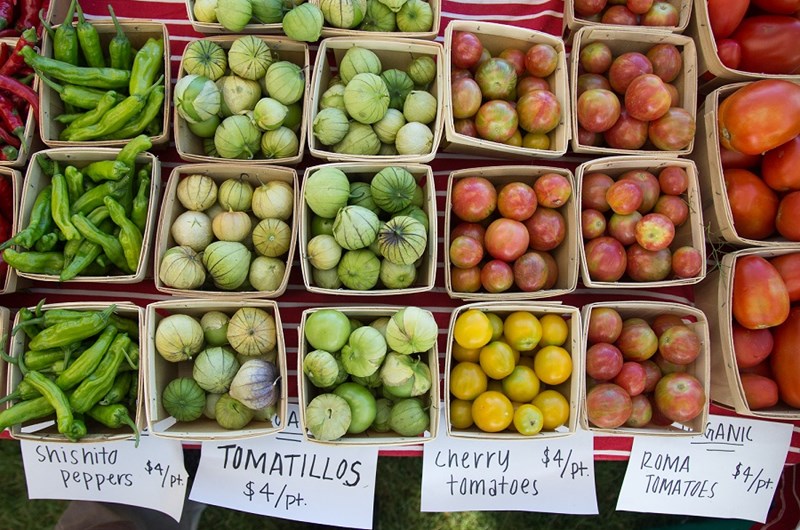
[21,434,188,521]
[420,417,598,514]
[189,404,379,529]
[617,414,794,523]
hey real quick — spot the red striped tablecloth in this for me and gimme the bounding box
[2,3,800,525]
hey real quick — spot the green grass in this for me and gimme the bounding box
[0,439,741,530]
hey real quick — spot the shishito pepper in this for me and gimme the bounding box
[51,174,81,241]
[55,325,117,390]
[62,80,164,142]
[64,166,84,204]
[84,160,128,182]
[1,248,64,274]
[20,47,130,90]
[21,307,139,338]
[104,85,165,140]
[71,176,130,215]
[0,185,53,251]
[104,196,142,272]
[75,2,104,68]
[129,38,164,96]
[37,72,125,110]
[107,5,132,71]
[87,402,139,446]
[63,205,108,266]
[70,333,129,413]
[53,0,79,65]
[131,171,150,233]
[23,370,81,441]
[100,371,132,406]
[0,396,54,431]
[33,232,59,252]
[28,305,115,351]
[71,212,129,272]
[116,135,152,177]
[60,90,119,139]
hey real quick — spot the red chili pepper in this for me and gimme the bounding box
[0,122,21,149]
[0,95,24,144]
[0,144,18,161]
[0,75,38,117]
[0,43,9,66]
[0,29,20,38]
[15,0,42,33]
[0,0,13,32]
[0,27,37,77]
[0,173,12,215]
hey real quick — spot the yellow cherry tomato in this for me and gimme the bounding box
[449,399,474,430]
[513,404,544,435]
[532,390,570,431]
[450,361,488,401]
[539,314,569,347]
[454,309,493,350]
[479,341,516,380]
[533,345,573,385]
[503,311,542,352]
[472,391,514,433]
[501,365,541,402]
[452,342,480,363]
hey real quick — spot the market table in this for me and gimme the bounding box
[1,0,800,526]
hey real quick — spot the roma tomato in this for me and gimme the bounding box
[776,191,800,241]
[740,373,779,410]
[715,39,741,70]
[718,80,800,155]
[732,16,800,75]
[770,253,800,301]
[751,0,800,13]
[762,137,800,192]
[724,168,779,240]
[732,255,791,330]
[770,307,800,407]
[707,0,750,39]
[719,145,761,170]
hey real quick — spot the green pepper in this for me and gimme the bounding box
[23,371,79,440]
[129,38,164,96]
[122,341,139,371]
[2,249,64,275]
[51,174,81,241]
[54,113,83,125]
[33,232,59,252]
[131,173,150,233]
[28,305,116,351]
[25,349,69,371]
[20,47,130,90]
[63,206,108,265]
[75,2,104,68]
[100,371,132,406]
[61,237,101,281]
[117,135,152,179]
[0,396,55,431]
[70,416,88,440]
[104,197,142,272]
[64,166,84,204]
[60,91,119,139]
[63,80,164,142]
[71,213,129,272]
[55,326,117,390]
[54,0,79,66]
[0,186,53,251]
[70,333,129,413]
[104,85,165,141]
[87,402,139,446]
[36,156,58,177]
[71,176,130,216]
[16,307,41,340]
[0,379,41,404]
[83,160,129,183]
[107,5,132,71]
[21,308,139,339]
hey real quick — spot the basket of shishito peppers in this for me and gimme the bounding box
[0,301,143,443]
[31,0,169,147]
[0,136,159,283]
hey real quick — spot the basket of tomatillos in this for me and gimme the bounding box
[33,2,169,147]
[0,301,143,443]
[299,306,440,445]
[174,35,308,165]
[0,138,159,283]
[146,300,287,440]
[154,165,297,298]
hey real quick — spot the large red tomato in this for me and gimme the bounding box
[732,255,791,330]
[707,0,750,38]
[732,16,800,75]
[484,218,530,262]
[770,253,800,301]
[724,168,779,239]
[718,80,800,155]
[451,32,484,70]
[770,307,800,407]
[751,0,800,15]
[762,136,800,192]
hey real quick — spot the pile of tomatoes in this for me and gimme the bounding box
[448,308,573,436]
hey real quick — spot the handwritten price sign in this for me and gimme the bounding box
[420,420,597,515]
[20,435,188,521]
[189,405,379,529]
[617,414,793,523]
